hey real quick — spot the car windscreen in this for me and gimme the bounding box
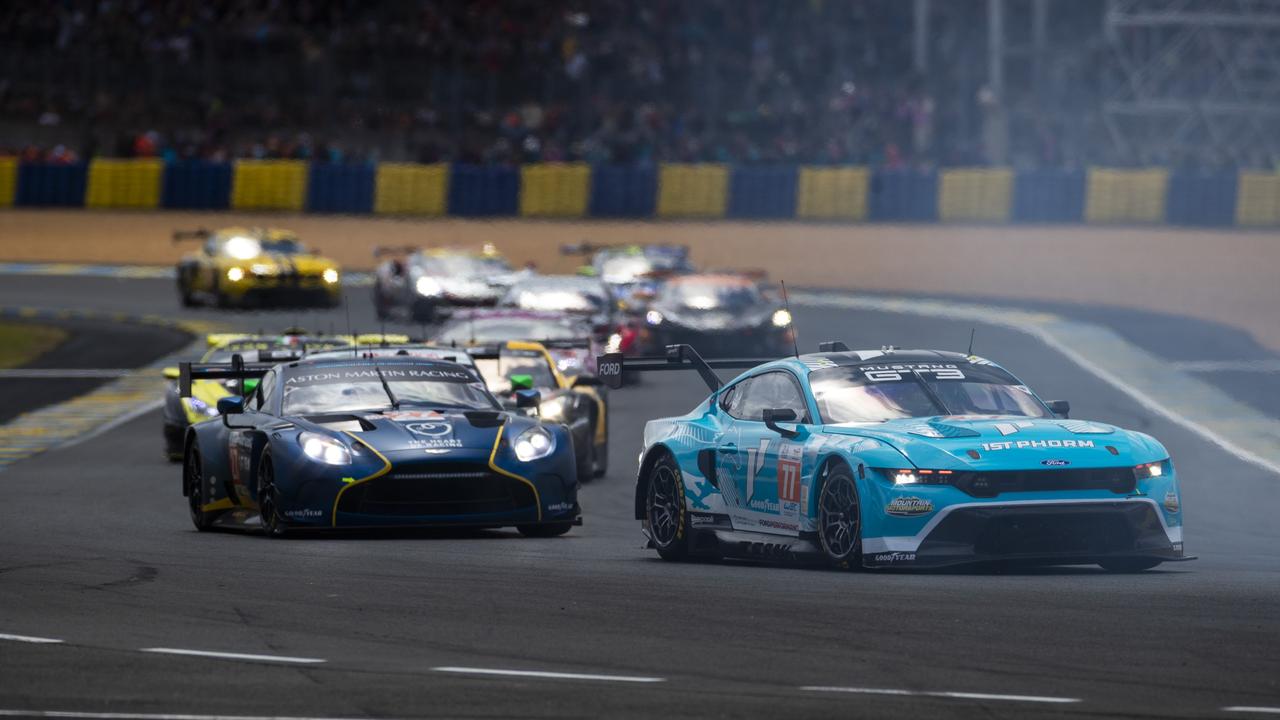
[507,285,608,313]
[659,281,762,311]
[260,239,305,254]
[434,317,584,343]
[419,255,512,276]
[472,350,558,393]
[281,364,496,415]
[809,363,1051,423]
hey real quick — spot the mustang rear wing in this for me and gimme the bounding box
[596,345,778,391]
[178,354,284,397]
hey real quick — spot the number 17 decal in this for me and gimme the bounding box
[777,443,802,511]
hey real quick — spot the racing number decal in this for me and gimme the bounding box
[777,443,802,506]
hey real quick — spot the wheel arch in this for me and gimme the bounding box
[634,442,677,520]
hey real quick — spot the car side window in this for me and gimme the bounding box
[718,382,743,417]
[254,370,276,412]
[737,371,809,423]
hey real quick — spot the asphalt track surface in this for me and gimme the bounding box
[1,276,1278,719]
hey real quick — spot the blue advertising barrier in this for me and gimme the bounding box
[588,165,657,218]
[1012,168,1085,223]
[447,164,519,217]
[16,162,87,207]
[307,163,374,214]
[869,169,938,221]
[1165,172,1237,227]
[162,161,232,210]
[727,166,798,219]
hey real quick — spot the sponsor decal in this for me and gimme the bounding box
[384,410,444,421]
[1163,491,1180,513]
[1041,459,1070,466]
[405,421,452,437]
[981,439,1095,451]
[408,438,464,449]
[545,501,574,512]
[284,509,323,519]
[286,367,475,385]
[872,552,916,563]
[758,518,798,531]
[863,364,965,382]
[885,496,934,517]
[689,513,718,527]
[748,498,782,513]
[1172,542,1184,553]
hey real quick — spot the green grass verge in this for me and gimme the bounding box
[0,321,68,368]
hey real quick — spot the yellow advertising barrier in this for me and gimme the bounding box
[230,160,308,211]
[374,163,449,215]
[1085,168,1168,223]
[84,158,164,209]
[1234,172,1280,226]
[520,163,590,217]
[656,164,728,218]
[938,168,1012,222]
[0,157,15,208]
[795,167,869,220]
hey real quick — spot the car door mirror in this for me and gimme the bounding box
[763,408,800,438]
[217,396,244,416]
[515,389,542,409]
[1047,400,1070,418]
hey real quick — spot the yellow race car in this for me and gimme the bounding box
[174,227,342,308]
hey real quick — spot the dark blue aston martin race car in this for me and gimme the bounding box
[177,354,581,537]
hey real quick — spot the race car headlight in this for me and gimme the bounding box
[226,267,245,282]
[540,396,570,421]
[645,310,664,326]
[185,397,220,417]
[250,263,277,276]
[772,309,793,327]
[322,268,340,284]
[884,468,954,485]
[513,426,556,462]
[416,276,443,296]
[299,431,352,465]
[1134,460,1168,479]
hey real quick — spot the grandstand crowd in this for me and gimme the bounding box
[0,0,1194,169]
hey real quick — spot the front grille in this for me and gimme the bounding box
[337,463,536,517]
[973,511,1134,556]
[950,468,1135,497]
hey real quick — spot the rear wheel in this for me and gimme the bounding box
[184,445,215,532]
[1099,558,1161,573]
[645,453,690,561]
[256,452,287,538]
[817,462,862,569]
[517,523,573,538]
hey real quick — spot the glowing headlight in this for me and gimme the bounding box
[772,309,793,327]
[1134,461,1166,479]
[250,263,277,276]
[226,267,245,282]
[186,397,220,417]
[605,333,623,353]
[416,276,442,296]
[322,268,340,284]
[893,470,918,485]
[299,431,352,465]
[540,396,569,420]
[513,426,555,462]
[645,310,664,326]
[224,236,261,260]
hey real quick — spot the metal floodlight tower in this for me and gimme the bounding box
[1103,0,1280,167]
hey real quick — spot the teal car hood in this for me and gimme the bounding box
[821,416,1166,470]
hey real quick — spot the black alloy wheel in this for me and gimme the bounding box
[646,454,690,561]
[185,445,214,531]
[817,463,862,568]
[256,453,287,538]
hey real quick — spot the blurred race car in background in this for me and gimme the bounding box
[468,341,609,479]
[161,331,406,460]
[625,273,795,357]
[499,274,622,345]
[560,242,694,309]
[179,354,580,537]
[174,227,342,308]
[372,245,531,322]
[432,309,606,375]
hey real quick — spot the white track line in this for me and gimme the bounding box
[801,686,1080,704]
[1224,708,1280,715]
[0,633,64,644]
[432,666,665,683]
[140,648,325,665]
[0,707,378,712]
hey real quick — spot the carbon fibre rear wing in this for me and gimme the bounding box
[178,354,282,397]
[596,345,777,391]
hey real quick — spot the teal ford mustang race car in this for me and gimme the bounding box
[600,343,1190,571]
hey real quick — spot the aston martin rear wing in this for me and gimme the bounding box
[178,354,286,397]
[596,345,777,391]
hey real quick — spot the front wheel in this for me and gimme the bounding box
[256,452,287,538]
[517,523,573,537]
[184,445,215,532]
[817,463,862,569]
[645,454,690,561]
[1099,558,1162,573]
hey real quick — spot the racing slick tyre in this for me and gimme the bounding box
[645,453,691,561]
[1098,558,1162,573]
[517,522,573,537]
[256,451,288,538]
[184,445,216,532]
[816,462,862,569]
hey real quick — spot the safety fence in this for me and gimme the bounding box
[0,159,1275,226]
